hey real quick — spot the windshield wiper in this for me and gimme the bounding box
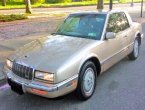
[51,32,94,39]
[51,32,74,37]
[51,32,58,35]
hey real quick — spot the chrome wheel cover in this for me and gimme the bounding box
[83,67,95,96]
[134,39,139,58]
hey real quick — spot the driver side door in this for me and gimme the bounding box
[102,13,126,72]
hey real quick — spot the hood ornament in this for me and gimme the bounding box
[25,55,28,58]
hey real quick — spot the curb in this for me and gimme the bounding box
[0,62,6,82]
[0,77,7,86]
[0,74,6,82]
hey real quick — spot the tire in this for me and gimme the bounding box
[128,38,140,60]
[75,61,97,100]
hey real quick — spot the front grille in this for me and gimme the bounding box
[12,62,33,80]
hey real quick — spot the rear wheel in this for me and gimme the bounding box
[128,38,140,60]
[75,61,97,100]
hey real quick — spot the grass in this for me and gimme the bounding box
[0,14,28,22]
[119,0,143,3]
[0,0,143,10]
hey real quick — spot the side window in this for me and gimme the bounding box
[121,13,130,30]
[107,13,122,33]
[107,12,130,33]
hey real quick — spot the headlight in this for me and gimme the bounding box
[6,59,13,69]
[35,71,54,82]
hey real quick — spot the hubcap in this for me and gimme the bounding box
[83,67,95,96]
[134,39,139,58]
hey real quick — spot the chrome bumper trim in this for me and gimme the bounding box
[24,74,78,92]
[3,65,78,93]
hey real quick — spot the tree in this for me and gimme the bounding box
[25,0,32,14]
[109,0,113,10]
[2,0,6,6]
[97,0,104,10]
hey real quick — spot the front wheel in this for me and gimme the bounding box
[128,38,140,60]
[75,61,97,100]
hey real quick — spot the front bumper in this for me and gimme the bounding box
[3,65,78,98]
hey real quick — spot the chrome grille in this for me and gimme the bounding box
[12,62,33,80]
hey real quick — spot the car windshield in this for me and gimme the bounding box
[55,14,106,40]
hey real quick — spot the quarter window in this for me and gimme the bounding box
[121,13,130,30]
[107,12,130,33]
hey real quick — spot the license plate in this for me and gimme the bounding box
[8,79,24,95]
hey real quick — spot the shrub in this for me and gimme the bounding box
[0,14,27,22]
[30,0,45,4]
[22,0,45,4]
[118,0,127,3]
[46,0,72,3]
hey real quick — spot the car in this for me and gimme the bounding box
[3,10,143,100]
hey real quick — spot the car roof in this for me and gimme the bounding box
[70,10,126,15]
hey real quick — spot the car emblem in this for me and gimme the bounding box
[25,55,28,58]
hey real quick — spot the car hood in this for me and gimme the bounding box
[10,35,98,73]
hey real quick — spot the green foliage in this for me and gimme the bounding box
[6,0,45,4]
[119,0,126,3]
[0,14,27,22]
[7,0,23,2]
[31,0,45,4]
[72,0,94,1]
[46,0,72,3]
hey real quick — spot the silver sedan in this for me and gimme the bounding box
[3,10,143,100]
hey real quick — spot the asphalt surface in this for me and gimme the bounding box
[0,20,145,110]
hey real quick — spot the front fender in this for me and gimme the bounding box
[78,53,100,74]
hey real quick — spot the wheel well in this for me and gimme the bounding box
[136,33,141,46]
[86,57,101,76]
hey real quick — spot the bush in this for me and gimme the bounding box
[46,0,107,3]
[119,0,127,3]
[22,0,45,4]
[30,0,45,4]
[46,0,72,3]
[0,14,27,22]
[72,0,93,1]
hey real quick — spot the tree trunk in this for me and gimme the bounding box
[2,0,6,6]
[97,0,104,10]
[25,0,32,14]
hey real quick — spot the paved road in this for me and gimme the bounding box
[0,20,145,110]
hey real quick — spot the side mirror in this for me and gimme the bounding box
[106,32,116,39]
